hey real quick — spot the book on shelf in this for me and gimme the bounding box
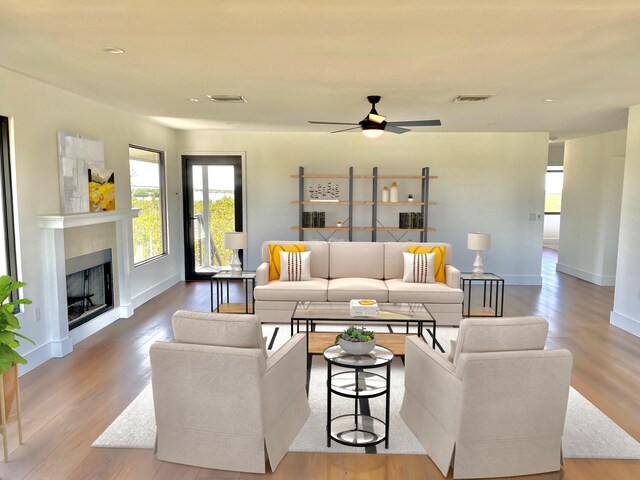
[302,211,325,228]
[399,212,425,229]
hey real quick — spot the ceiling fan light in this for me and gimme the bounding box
[362,128,384,138]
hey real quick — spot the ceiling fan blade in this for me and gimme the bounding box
[387,119,442,127]
[385,125,411,134]
[368,113,386,124]
[330,126,362,134]
[308,121,359,125]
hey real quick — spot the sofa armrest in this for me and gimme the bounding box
[256,262,269,286]
[445,264,460,289]
[404,336,462,432]
[262,333,309,429]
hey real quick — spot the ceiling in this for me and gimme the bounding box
[2,1,640,140]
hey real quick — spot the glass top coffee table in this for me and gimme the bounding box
[291,302,442,366]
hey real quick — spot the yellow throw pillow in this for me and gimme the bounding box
[408,245,446,283]
[268,244,306,280]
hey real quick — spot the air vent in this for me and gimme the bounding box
[206,95,247,103]
[454,94,494,103]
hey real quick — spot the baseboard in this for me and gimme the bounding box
[556,263,616,286]
[610,311,640,338]
[500,275,542,286]
[543,238,559,244]
[20,342,56,376]
[132,274,182,309]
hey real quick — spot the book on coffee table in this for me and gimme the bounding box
[349,299,379,317]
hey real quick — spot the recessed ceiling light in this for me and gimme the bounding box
[103,47,125,54]
[187,98,199,102]
[544,98,556,102]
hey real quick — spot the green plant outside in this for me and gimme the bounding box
[132,191,236,268]
[0,276,35,374]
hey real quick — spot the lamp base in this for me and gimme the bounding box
[229,250,242,272]
[472,250,484,277]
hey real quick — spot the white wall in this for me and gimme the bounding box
[611,105,640,337]
[557,130,626,286]
[177,131,549,284]
[0,67,183,372]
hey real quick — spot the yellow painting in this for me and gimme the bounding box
[88,167,115,211]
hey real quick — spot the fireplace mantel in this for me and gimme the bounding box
[37,209,139,229]
[38,209,140,357]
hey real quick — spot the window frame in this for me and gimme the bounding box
[544,166,563,216]
[0,116,18,280]
[129,144,168,267]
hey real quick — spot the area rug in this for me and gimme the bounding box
[93,326,640,459]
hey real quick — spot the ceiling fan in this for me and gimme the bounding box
[308,95,441,137]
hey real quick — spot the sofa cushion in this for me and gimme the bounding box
[452,316,549,365]
[327,278,389,302]
[254,278,329,302]
[384,242,452,280]
[386,278,464,303]
[172,310,267,357]
[329,242,384,279]
[279,251,312,281]
[262,241,329,278]
[268,243,305,280]
[402,252,436,283]
[408,245,446,283]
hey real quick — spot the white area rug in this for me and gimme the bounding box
[93,326,640,459]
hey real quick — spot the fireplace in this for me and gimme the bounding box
[65,249,114,330]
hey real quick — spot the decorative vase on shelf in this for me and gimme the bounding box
[408,194,414,202]
[382,186,390,203]
[390,182,399,203]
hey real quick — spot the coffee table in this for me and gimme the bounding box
[291,302,442,365]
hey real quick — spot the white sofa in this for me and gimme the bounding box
[254,241,464,325]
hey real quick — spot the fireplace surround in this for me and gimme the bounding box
[38,209,139,356]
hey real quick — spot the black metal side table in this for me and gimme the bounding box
[323,345,393,449]
[460,272,504,317]
[210,270,256,314]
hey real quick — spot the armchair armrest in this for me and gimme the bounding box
[404,336,462,432]
[256,262,269,286]
[262,333,309,430]
[445,264,461,289]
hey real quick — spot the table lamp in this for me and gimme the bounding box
[467,232,491,277]
[224,232,247,272]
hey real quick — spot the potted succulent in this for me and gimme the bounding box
[0,276,34,419]
[335,326,376,355]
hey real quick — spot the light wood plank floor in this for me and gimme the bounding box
[1,249,639,479]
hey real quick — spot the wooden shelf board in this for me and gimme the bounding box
[291,174,363,179]
[364,175,438,179]
[363,201,436,206]
[291,201,352,205]
[308,332,411,356]
[467,307,497,317]
[217,303,254,314]
[364,227,437,232]
[291,226,362,231]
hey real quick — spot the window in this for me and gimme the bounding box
[545,166,563,214]
[129,146,167,265]
[0,116,17,279]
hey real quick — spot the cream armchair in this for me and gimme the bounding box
[400,316,573,479]
[149,311,310,474]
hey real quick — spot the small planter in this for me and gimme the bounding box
[1,364,17,421]
[339,338,376,355]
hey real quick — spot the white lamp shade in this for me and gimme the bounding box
[224,232,247,250]
[467,232,491,251]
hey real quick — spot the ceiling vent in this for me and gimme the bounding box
[206,95,247,103]
[454,94,494,103]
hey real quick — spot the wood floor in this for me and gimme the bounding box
[1,249,639,479]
